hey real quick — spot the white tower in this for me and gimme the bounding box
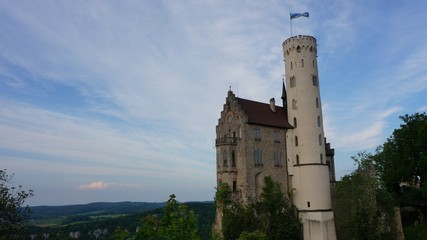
[283,35,337,240]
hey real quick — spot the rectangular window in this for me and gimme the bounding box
[254,149,263,166]
[232,181,237,192]
[290,76,296,88]
[254,128,261,141]
[273,131,280,143]
[274,151,282,167]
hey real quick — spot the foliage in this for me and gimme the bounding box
[237,230,266,240]
[375,112,427,198]
[333,152,397,240]
[216,176,300,240]
[0,169,33,239]
[113,194,202,240]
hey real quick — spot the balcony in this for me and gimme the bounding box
[215,137,238,146]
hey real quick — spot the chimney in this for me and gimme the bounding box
[270,98,276,113]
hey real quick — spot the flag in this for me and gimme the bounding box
[290,12,309,20]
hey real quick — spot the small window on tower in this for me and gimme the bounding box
[223,151,228,167]
[317,116,321,127]
[312,75,318,86]
[293,117,297,128]
[297,46,301,52]
[320,154,323,164]
[316,98,319,108]
[290,76,296,88]
[319,134,322,146]
[301,59,304,68]
[291,61,293,70]
[295,136,299,147]
[233,181,237,192]
[231,150,236,167]
[292,99,297,110]
[296,155,300,165]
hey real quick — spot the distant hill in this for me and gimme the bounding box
[27,201,215,240]
[30,201,166,220]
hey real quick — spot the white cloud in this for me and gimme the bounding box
[78,181,109,190]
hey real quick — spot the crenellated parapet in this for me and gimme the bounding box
[282,35,317,58]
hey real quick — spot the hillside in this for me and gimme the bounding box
[27,201,215,240]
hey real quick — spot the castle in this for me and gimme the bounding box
[214,35,337,240]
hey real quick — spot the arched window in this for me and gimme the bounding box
[293,117,297,128]
[317,116,321,127]
[295,136,299,147]
[297,46,301,53]
[316,98,319,108]
[223,151,228,167]
[231,150,236,167]
[319,134,322,146]
[296,155,300,165]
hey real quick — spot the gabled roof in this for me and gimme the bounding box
[236,98,293,129]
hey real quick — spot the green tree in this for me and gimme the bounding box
[131,194,200,240]
[238,230,266,240]
[333,152,397,240]
[216,177,300,240]
[0,169,33,239]
[375,112,427,198]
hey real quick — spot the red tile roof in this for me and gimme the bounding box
[236,98,293,129]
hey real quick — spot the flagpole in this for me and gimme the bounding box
[290,12,293,37]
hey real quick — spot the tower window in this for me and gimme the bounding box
[231,150,236,167]
[307,201,311,208]
[301,59,304,68]
[233,181,237,192]
[217,152,220,167]
[296,155,300,165]
[290,76,296,87]
[297,46,301,53]
[291,61,293,70]
[312,75,318,86]
[295,136,299,147]
[254,128,261,141]
[320,154,323,164]
[274,150,282,167]
[254,149,263,166]
[293,117,297,128]
[316,98,319,108]
[319,134,322,146]
[223,151,228,167]
[312,60,315,68]
[292,99,297,110]
[317,116,321,127]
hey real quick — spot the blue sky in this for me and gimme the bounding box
[1,1,426,206]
